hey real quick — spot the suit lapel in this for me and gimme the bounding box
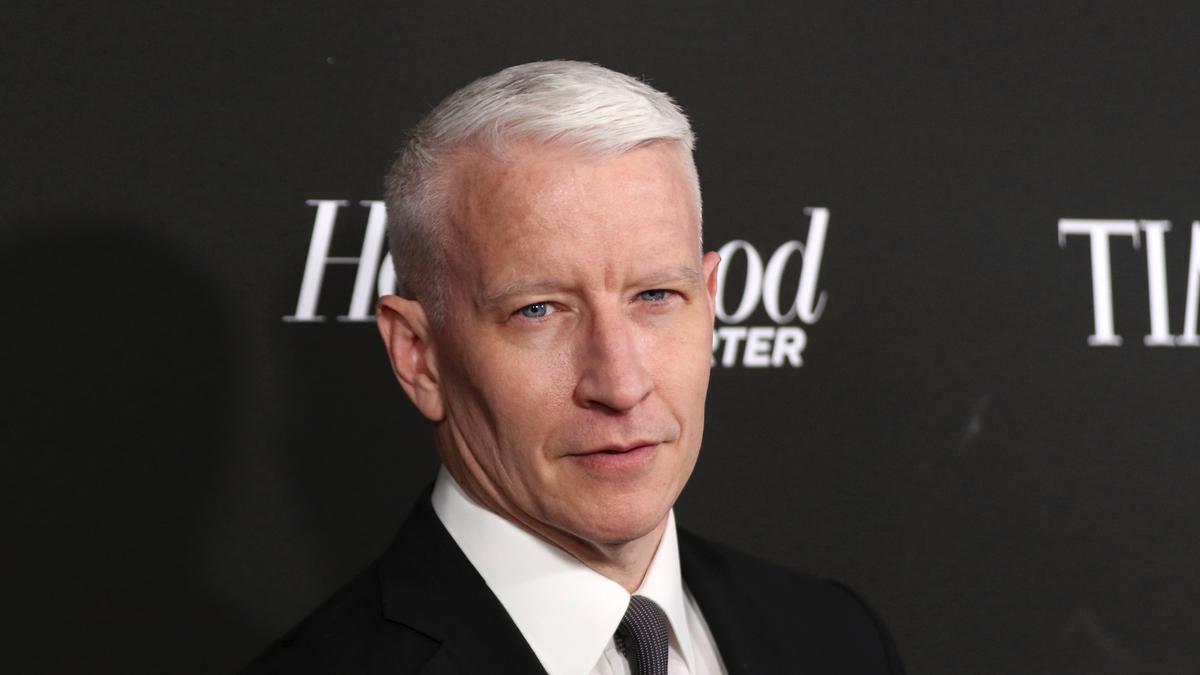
[379,487,548,675]
[678,529,767,675]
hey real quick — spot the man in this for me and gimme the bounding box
[245,61,904,675]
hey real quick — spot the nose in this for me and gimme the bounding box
[573,307,654,413]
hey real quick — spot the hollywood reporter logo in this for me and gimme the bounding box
[710,208,828,368]
[284,200,830,368]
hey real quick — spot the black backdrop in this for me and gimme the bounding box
[5,2,1200,673]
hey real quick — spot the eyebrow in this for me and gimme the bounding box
[478,279,565,312]
[637,265,705,289]
[478,265,704,312]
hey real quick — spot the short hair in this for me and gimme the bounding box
[383,60,698,323]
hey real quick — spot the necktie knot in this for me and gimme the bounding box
[614,595,670,675]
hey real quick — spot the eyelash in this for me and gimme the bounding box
[517,302,553,319]
[638,289,671,302]
[514,290,674,320]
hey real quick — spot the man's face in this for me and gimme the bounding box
[431,143,719,547]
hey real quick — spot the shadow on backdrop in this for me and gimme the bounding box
[0,218,260,673]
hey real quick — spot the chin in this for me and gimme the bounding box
[562,490,674,546]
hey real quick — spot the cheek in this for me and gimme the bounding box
[647,331,712,421]
[464,337,579,452]
[648,313,713,378]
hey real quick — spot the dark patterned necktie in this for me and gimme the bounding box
[614,595,670,675]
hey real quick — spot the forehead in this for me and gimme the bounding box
[440,144,701,296]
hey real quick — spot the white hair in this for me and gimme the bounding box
[383,60,699,323]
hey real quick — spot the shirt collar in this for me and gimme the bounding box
[431,466,696,675]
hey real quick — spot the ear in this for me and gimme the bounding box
[376,295,445,422]
[701,251,721,321]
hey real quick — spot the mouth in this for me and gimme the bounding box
[579,440,659,455]
[570,441,661,470]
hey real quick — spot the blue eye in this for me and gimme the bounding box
[519,303,549,318]
[639,290,669,302]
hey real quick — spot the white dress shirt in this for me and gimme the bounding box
[431,466,728,675]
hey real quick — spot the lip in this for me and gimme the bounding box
[569,441,661,471]
[574,440,660,456]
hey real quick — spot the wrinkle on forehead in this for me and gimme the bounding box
[479,265,703,314]
[437,143,702,318]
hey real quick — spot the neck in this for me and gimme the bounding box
[438,429,669,593]
[564,516,670,593]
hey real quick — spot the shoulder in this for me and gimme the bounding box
[679,529,905,674]
[679,529,875,621]
[239,561,437,675]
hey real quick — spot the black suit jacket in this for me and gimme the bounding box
[243,488,905,674]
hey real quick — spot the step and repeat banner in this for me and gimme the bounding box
[5,2,1199,673]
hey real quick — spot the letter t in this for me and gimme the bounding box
[1058,219,1141,346]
